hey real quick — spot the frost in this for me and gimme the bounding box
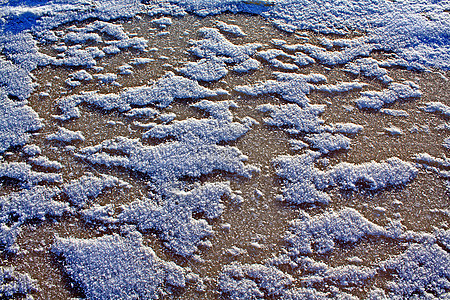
[315,157,418,191]
[304,132,351,154]
[190,27,261,64]
[53,46,105,68]
[151,17,173,28]
[285,208,392,255]
[0,267,36,299]
[216,21,246,37]
[0,162,62,186]
[384,126,403,135]
[46,127,85,143]
[55,72,225,120]
[52,233,187,300]
[0,58,34,100]
[107,37,149,51]
[21,145,41,157]
[124,107,159,118]
[420,102,450,118]
[81,204,117,224]
[380,108,409,117]
[130,57,154,65]
[62,174,130,208]
[0,186,69,252]
[344,58,393,84]
[236,72,326,106]
[94,73,118,84]
[356,81,422,110]
[219,263,293,299]
[119,182,235,257]
[381,243,450,299]
[232,58,260,73]
[257,103,326,134]
[178,57,228,81]
[256,49,298,70]
[27,156,62,170]
[64,32,102,44]
[76,136,258,184]
[0,91,42,153]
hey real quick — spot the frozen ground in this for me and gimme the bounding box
[0,0,450,299]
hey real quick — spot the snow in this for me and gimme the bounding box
[119,182,236,257]
[285,208,394,255]
[0,267,36,299]
[178,57,228,81]
[52,233,187,300]
[62,173,130,208]
[421,102,450,117]
[46,127,85,143]
[216,21,246,37]
[0,91,42,153]
[0,162,62,186]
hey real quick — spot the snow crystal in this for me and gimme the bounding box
[0,92,42,153]
[216,21,246,37]
[76,136,258,184]
[0,267,36,299]
[381,243,450,299]
[315,157,418,191]
[53,46,105,68]
[64,32,102,44]
[257,103,325,134]
[344,58,393,84]
[232,58,260,73]
[27,156,62,170]
[21,145,41,157]
[0,186,69,251]
[119,182,234,257]
[356,81,422,110]
[81,204,117,224]
[178,57,228,81]
[62,174,130,208]
[0,162,62,186]
[304,132,351,154]
[107,37,148,51]
[285,208,391,255]
[189,27,261,64]
[52,233,187,300]
[219,263,293,299]
[420,102,450,118]
[46,127,85,143]
[380,108,409,117]
[0,58,34,100]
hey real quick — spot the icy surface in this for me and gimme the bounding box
[119,182,235,257]
[0,91,42,153]
[52,233,187,300]
[285,208,396,255]
[62,174,130,208]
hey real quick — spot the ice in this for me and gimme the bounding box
[216,21,246,37]
[62,173,131,208]
[81,204,118,224]
[256,49,298,70]
[285,208,393,255]
[384,126,403,135]
[69,70,93,82]
[0,267,36,299]
[356,81,422,110]
[189,27,261,64]
[94,72,118,84]
[315,157,418,191]
[53,46,105,68]
[76,136,258,184]
[178,57,228,81]
[420,102,450,118]
[106,37,148,51]
[344,58,393,84]
[84,20,129,40]
[0,91,42,153]
[304,132,351,154]
[232,58,260,73]
[380,108,409,117]
[27,156,63,170]
[0,186,69,252]
[151,17,173,28]
[273,151,331,205]
[130,57,155,65]
[124,107,159,118]
[119,182,235,256]
[236,72,327,106]
[0,58,34,100]
[52,233,187,300]
[219,263,293,299]
[46,127,85,143]
[381,243,450,299]
[0,162,62,186]
[257,103,326,134]
[55,72,226,120]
